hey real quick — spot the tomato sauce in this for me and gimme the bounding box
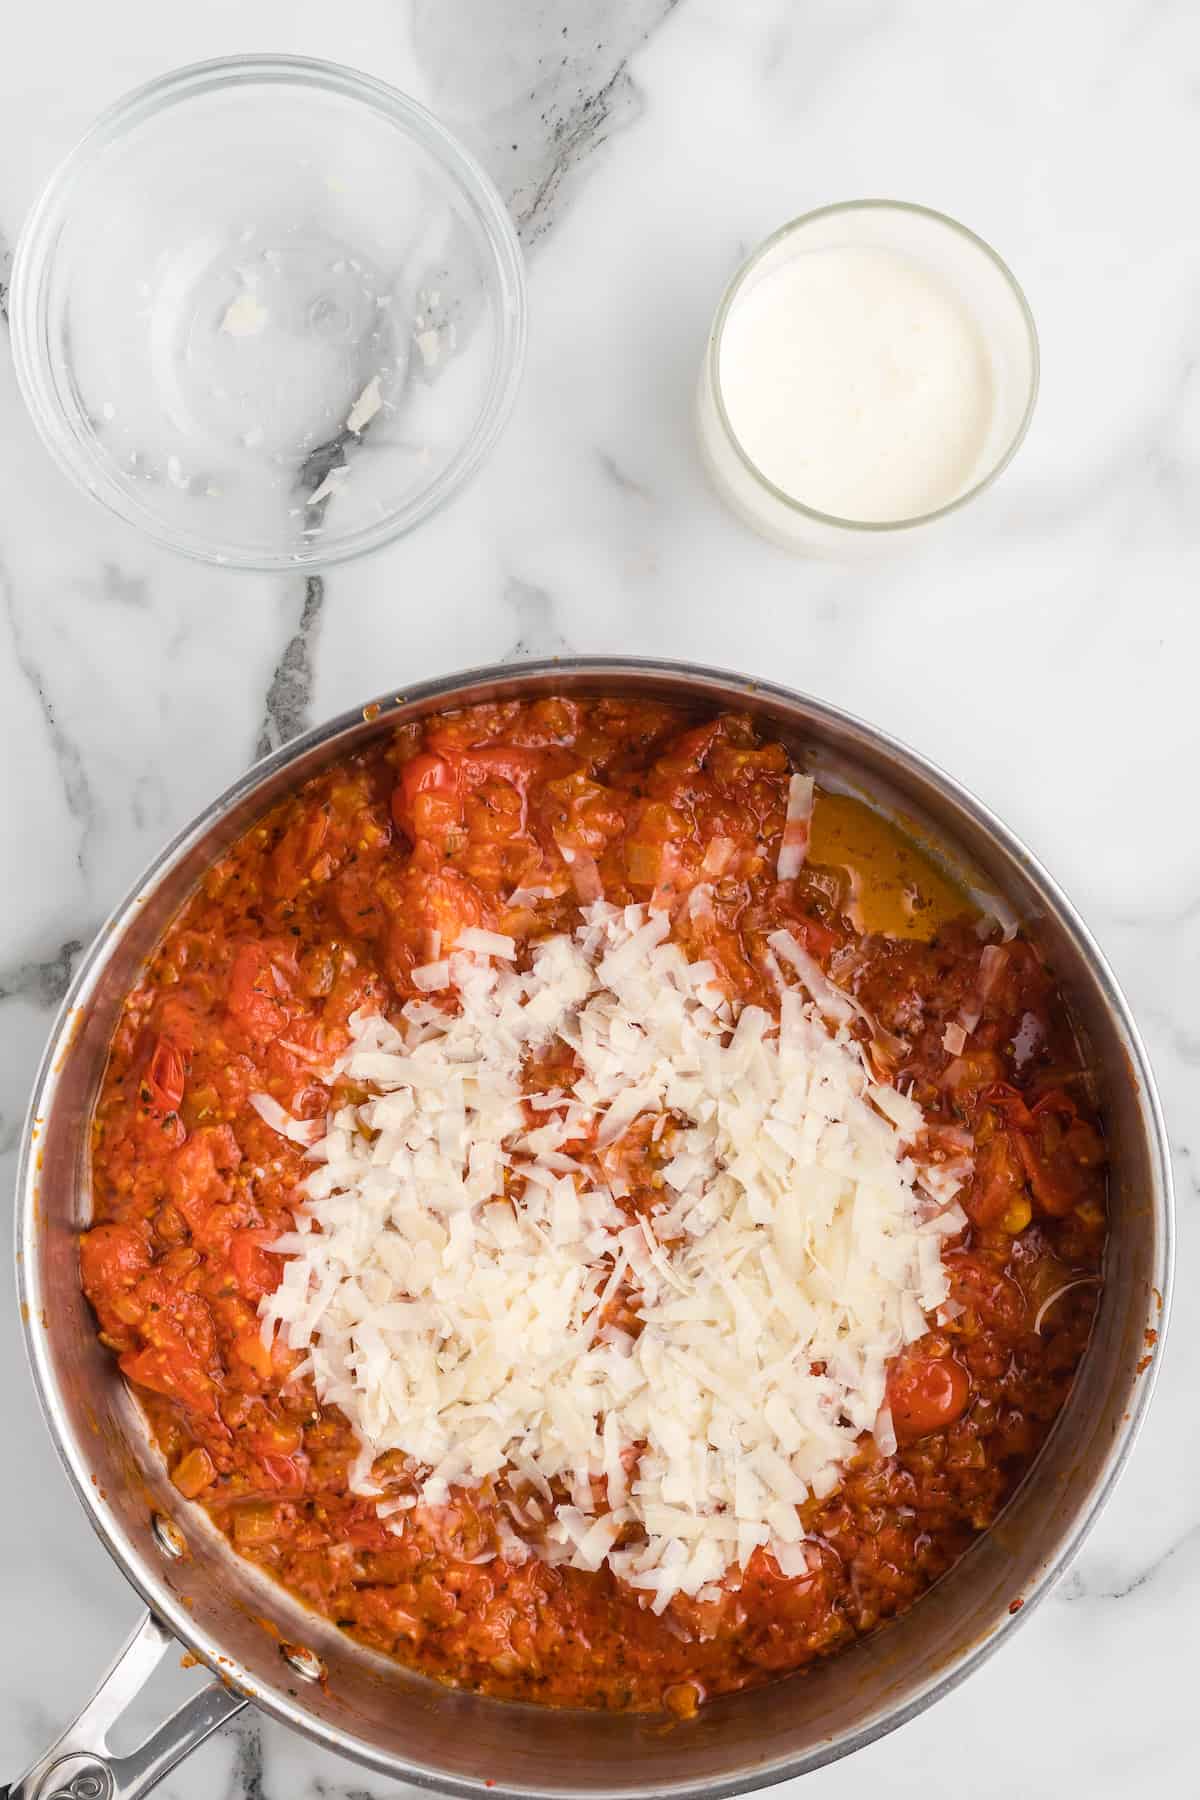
[84,700,1106,1713]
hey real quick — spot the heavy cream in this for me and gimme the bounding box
[696,204,1037,553]
[718,245,994,523]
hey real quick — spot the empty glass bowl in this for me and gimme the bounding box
[10,56,527,569]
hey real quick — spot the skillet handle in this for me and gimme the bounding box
[4,1611,246,1800]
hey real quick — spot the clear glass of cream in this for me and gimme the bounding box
[696,200,1039,554]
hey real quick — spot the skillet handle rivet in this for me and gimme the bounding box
[151,1512,187,1560]
[281,1642,325,1683]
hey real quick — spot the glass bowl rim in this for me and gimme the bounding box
[705,198,1040,535]
[9,52,528,572]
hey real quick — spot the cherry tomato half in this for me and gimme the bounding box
[888,1348,971,1443]
[145,1036,186,1114]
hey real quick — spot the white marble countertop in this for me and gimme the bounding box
[1,3,1196,1796]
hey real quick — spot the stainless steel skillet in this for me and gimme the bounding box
[10,657,1172,1800]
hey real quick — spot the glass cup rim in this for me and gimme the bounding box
[705,198,1041,535]
[9,52,528,571]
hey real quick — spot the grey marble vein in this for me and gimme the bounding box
[225,1717,266,1800]
[130,765,171,833]
[1062,1522,1200,1604]
[0,222,10,322]
[411,0,681,245]
[501,576,571,661]
[255,576,325,761]
[0,933,85,1007]
[97,562,150,609]
[596,449,653,501]
[1,562,95,876]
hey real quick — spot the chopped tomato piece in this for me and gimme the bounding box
[271,804,333,899]
[385,856,494,987]
[155,996,198,1060]
[120,1344,213,1413]
[228,1227,282,1303]
[984,1082,1040,1131]
[944,1251,1026,1331]
[650,719,724,778]
[392,751,464,843]
[333,862,387,940]
[985,1087,1104,1217]
[941,1051,1007,1110]
[80,1221,151,1295]
[793,914,840,960]
[963,1128,1028,1228]
[255,1452,308,1492]
[456,744,549,790]
[227,942,291,1044]
[1014,1123,1103,1217]
[165,1125,241,1232]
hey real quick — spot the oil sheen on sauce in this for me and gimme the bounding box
[808,790,974,939]
[718,244,996,522]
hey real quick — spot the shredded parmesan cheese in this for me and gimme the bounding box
[257,903,967,1609]
[776,774,815,882]
[1032,1277,1100,1336]
[247,1092,324,1147]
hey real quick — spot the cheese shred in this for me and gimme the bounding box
[257,902,968,1609]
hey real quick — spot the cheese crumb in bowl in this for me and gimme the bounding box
[10,55,527,570]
